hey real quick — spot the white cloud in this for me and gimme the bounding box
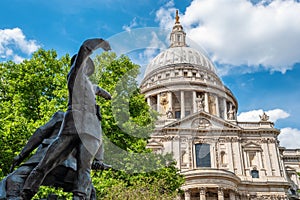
[155,0,300,74]
[122,17,138,32]
[0,28,40,62]
[13,55,25,64]
[237,108,290,122]
[136,31,169,81]
[237,109,300,148]
[155,1,176,30]
[278,127,300,149]
[140,31,167,64]
[266,109,290,123]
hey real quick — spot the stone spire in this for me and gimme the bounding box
[170,10,187,48]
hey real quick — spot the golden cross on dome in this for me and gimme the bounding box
[175,10,180,23]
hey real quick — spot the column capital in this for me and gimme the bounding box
[198,187,206,200]
[184,189,191,200]
[198,187,206,195]
[218,187,224,200]
[184,189,191,195]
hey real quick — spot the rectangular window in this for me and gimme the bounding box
[185,111,190,116]
[251,169,259,178]
[175,111,181,119]
[195,144,211,167]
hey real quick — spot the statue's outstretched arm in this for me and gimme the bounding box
[94,85,112,100]
[10,111,64,172]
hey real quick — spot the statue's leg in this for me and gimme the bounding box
[6,165,33,199]
[73,136,100,200]
[84,182,97,200]
[90,184,97,200]
[21,135,78,200]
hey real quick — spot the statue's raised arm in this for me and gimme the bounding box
[68,39,111,82]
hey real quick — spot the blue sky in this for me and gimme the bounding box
[0,0,300,148]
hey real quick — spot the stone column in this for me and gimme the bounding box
[181,91,185,119]
[193,91,197,113]
[184,189,191,200]
[199,187,206,200]
[218,188,224,200]
[168,92,173,111]
[244,151,250,176]
[147,97,151,107]
[257,151,264,177]
[223,98,227,120]
[275,141,285,177]
[233,139,243,175]
[262,142,272,176]
[157,93,160,113]
[229,191,236,200]
[269,141,281,176]
[235,193,241,200]
[215,96,220,117]
[227,140,234,172]
[204,93,209,113]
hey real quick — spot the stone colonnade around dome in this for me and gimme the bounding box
[141,64,237,122]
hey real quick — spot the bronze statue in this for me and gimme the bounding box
[20,38,111,200]
[0,111,98,199]
[1,106,112,199]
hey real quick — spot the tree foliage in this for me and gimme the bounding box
[0,50,184,199]
[92,52,184,199]
[0,49,69,176]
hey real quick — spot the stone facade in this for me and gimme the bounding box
[141,11,300,200]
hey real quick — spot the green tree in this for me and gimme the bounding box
[0,49,69,177]
[0,50,184,199]
[91,52,184,199]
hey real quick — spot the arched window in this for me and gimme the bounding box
[195,143,211,167]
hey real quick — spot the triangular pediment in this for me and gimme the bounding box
[146,140,164,151]
[242,141,262,151]
[162,111,241,130]
[147,141,163,147]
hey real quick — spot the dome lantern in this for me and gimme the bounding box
[170,10,187,48]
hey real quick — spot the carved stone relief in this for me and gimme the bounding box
[191,118,211,129]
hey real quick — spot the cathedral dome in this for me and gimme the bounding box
[140,10,238,122]
[144,46,217,78]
